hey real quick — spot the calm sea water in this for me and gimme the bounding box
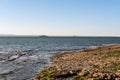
[0,37,120,80]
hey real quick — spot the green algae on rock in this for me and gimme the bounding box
[33,45,120,80]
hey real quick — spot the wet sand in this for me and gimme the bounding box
[33,44,120,80]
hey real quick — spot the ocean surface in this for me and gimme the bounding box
[0,37,120,80]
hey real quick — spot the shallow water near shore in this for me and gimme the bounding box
[0,37,120,80]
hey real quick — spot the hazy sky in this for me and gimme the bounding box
[0,0,120,36]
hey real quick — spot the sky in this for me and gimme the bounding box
[0,0,120,36]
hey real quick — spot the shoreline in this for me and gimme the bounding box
[33,44,120,80]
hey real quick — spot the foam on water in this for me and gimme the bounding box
[0,50,51,80]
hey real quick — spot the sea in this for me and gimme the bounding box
[0,37,120,80]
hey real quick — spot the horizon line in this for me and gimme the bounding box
[0,34,120,37]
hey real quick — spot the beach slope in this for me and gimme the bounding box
[33,44,120,80]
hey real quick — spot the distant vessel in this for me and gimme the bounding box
[73,35,78,37]
[38,35,49,37]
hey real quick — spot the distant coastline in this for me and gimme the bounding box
[0,34,120,38]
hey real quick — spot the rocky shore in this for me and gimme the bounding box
[33,44,120,80]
